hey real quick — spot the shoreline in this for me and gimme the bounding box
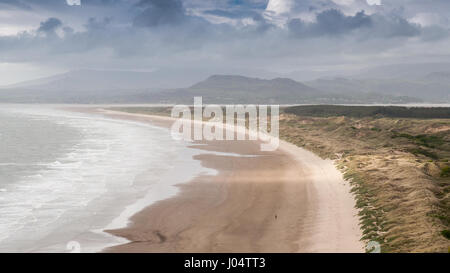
[0,106,207,252]
[89,108,364,253]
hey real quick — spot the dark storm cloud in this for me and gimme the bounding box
[37,17,63,33]
[133,0,187,27]
[288,9,422,38]
[0,4,446,65]
[316,9,372,33]
[1,0,450,83]
[85,17,112,30]
[315,9,372,35]
[288,10,371,38]
[203,8,259,19]
[227,0,268,9]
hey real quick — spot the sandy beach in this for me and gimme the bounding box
[82,109,363,253]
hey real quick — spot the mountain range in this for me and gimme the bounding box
[1,67,449,104]
[306,73,450,102]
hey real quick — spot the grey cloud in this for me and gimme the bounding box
[288,9,423,39]
[1,0,450,83]
[370,14,421,38]
[288,9,372,37]
[133,0,187,27]
[85,17,112,30]
[37,17,63,33]
[315,9,372,35]
[203,9,260,19]
[0,5,445,66]
[0,0,124,10]
[0,0,31,9]
[0,0,71,11]
[185,0,268,10]
[420,25,450,41]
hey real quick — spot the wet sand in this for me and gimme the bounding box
[84,109,363,253]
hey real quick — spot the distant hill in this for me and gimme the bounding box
[151,75,420,104]
[355,62,450,79]
[175,75,323,103]
[3,69,192,91]
[307,73,450,103]
[0,69,187,103]
[190,75,318,94]
[0,72,422,104]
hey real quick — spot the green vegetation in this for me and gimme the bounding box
[441,230,450,240]
[441,166,450,177]
[284,105,450,119]
[344,170,387,250]
[280,105,450,252]
[392,133,444,148]
[407,148,439,159]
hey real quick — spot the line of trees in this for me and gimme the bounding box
[284,105,450,119]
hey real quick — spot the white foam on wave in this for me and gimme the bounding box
[0,107,210,252]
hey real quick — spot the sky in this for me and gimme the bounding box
[0,0,450,85]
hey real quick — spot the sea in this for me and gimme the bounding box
[0,105,212,253]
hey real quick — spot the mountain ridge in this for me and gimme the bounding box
[0,71,425,104]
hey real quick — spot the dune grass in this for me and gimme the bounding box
[280,106,450,252]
